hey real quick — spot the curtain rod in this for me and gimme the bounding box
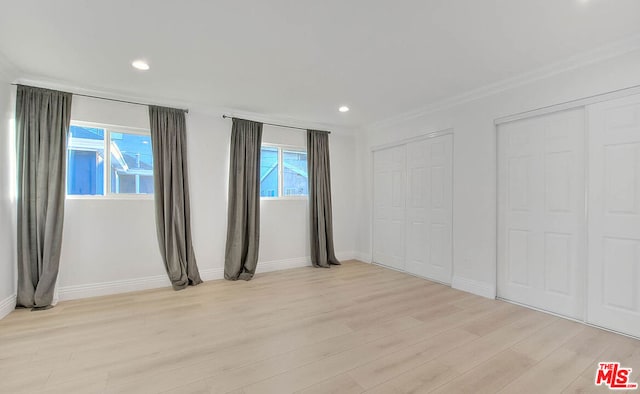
[222,114,330,133]
[10,83,189,113]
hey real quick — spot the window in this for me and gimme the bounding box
[260,145,308,198]
[67,123,154,197]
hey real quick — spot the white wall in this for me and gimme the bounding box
[3,49,639,308]
[58,96,357,299]
[0,70,16,315]
[58,98,163,297]
[356,48,640,298]
[259,126,309,264]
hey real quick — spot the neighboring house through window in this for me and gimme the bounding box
[67,123,154,197]
[260,144,308,198]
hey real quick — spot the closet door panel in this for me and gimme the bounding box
[424,135,453,283]
[372,146,406,270]
[498,108,585,319]
[587,94,640,338]
[405,134,453,284]
[405,139,429,278]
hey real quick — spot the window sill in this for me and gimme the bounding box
[260,196,308,201]
[66,194,154,201]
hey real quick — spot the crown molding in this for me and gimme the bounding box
[15,74,195,111]
[366,33,640,132]
[14,74,358,136]
[218,108,357,136]
[0,51,19,81]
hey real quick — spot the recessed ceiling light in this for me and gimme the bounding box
[132,60,150,71]
[339,106,350,113]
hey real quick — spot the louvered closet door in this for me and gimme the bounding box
[405,135,453,284]
[587,94,640,338]
[372,145,406,271]
[497,108,585,319]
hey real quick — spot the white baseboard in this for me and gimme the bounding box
[352,251,371,263]
[199,268,224,281]
[335,251,358,262]
[49,252,355,303]
[451,276,496,299]
[57,275,172,301]
[0,293,16,320]
[257,256,311,273]
[257,250,358,273]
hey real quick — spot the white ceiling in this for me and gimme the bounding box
[1,0,639,128]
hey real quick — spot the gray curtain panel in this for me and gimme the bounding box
[307,130,340,268]
[149,106,202,290]
[16,85,72,310]
[224,118,262,280]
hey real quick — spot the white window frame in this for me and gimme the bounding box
[260,143,308,200]
[66,120,154,200]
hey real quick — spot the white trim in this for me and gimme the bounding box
[15,76,194,118]
[494,123,501,304]
[55,269,225,301]
[369,148,375,268]
[367,33,640,131]
[219,109,350,136]
[198,268,225,281]
[13,76,358,136]
[498,298,640,341]
[370,261,406,273]
[261,142,306,152]
[261,198,308,202]
[335,251,358,262]
[55,270,230,301]
[256,257,311,273]
[65,194,154,201]
[72,120,149,135]
[582,107,590,326]
[371,261,452,286]
[0,294,16,320]
[278,147,284,196]
[42,252,356,303]
[451,276,496,299]
[0,51,19,81]
[57,275,172,301]
[260,196,307,202]
[371,128,454,152]
[353,251,371,263]
[494,84,640,125]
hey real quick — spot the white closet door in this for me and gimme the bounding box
[587,94,640,338]
[497,108,585,319]
[372,145,406,271]
[405,135,453,284]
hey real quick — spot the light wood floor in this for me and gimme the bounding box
[1,261,638,394]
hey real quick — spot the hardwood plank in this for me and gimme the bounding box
[363,360,458,394]
[498,348,597,393]
[348,328,478,389]
[0,260,637,394]
[295,374,364,394]
[430,349,535,394]
[510,316,585,362]
[562,375,612,394]
[434,310,555,373]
